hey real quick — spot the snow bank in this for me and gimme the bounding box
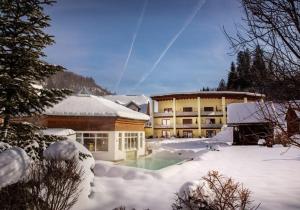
[210,126,233,143]
[0,147,31,188]
[93,161,159,180]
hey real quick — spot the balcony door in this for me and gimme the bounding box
[162,119,170,126]
[205,118,216,124]
[164,108,172,113]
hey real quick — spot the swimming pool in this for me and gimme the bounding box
[119,156,186,170]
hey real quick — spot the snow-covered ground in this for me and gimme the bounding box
[78,137,300,210]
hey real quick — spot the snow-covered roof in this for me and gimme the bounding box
[151,91,265,98]
[44,94,150,121]
[41,128,76,136]
[228,102,287,125]
[104,95,149,106]
[228,102,268,124]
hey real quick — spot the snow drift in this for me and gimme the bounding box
[0,147,31,188]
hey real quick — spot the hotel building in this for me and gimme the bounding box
[150,91,264,138]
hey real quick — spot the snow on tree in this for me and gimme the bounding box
[0,0,71,159]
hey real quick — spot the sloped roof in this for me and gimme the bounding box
[44,94,150,121]
[151,91,265,100]
[103,95,149,106]
[228,102,286,125]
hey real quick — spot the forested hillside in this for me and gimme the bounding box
[45,71,112,96]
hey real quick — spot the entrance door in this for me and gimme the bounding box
[162,130,171,138]
[183,130,193,138]
[206,130,216,138]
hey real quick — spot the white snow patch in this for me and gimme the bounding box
[77,144,300,210]
[178,180,202,197]
[258,139,266,145]
[41,128,76,137]
[210,126,233,143]
[45,95,149,121]
[0,147,31,188]
[44,140,79,160]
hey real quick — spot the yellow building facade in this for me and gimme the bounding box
[149,91,263,138]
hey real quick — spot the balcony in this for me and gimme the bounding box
[153,110,224,117]
[154,124,173,129]
[201,123,223,128]
[176,111,198,117]
[201,111,223,116]
[176,124,198,129]
[176,107,198,117]
[153,112,173,117]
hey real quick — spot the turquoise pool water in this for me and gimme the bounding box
[119,157,185,170]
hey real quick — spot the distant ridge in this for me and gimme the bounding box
[45,71,112,96]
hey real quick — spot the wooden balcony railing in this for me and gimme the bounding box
[176,124,198,129]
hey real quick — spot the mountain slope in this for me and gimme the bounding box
[45,71,111,96]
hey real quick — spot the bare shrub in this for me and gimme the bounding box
[0,158,82,210]
[113,206,150,210]
[172,171,258,210]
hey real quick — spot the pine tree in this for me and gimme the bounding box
[217,79,226,91]
[227,62,238,90]
[251,45,268,93]
[236,50,251,90]
[0,0,71,159]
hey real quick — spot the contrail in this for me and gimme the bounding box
[128,0,206,93]
[114,0,148,93]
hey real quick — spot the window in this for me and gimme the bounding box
[118,133,122,151]
[76,133,82,143]
[78,132,109,152]
[124,133,138,150]
[139,133,143,148]
[204,107,214,112]
[84,139,95,151]
[183,107,193,112]
[83,133,96,152]
[183,119,193,124]
[164,108,172,113]
[162,119,170,125]
[96,133,108,151]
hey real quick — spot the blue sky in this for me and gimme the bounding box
[45,0,243,95]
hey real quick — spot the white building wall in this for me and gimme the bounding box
[76,130,146,161]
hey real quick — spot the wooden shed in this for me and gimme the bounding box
[228,102,274,145]
[286,107,300,137]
